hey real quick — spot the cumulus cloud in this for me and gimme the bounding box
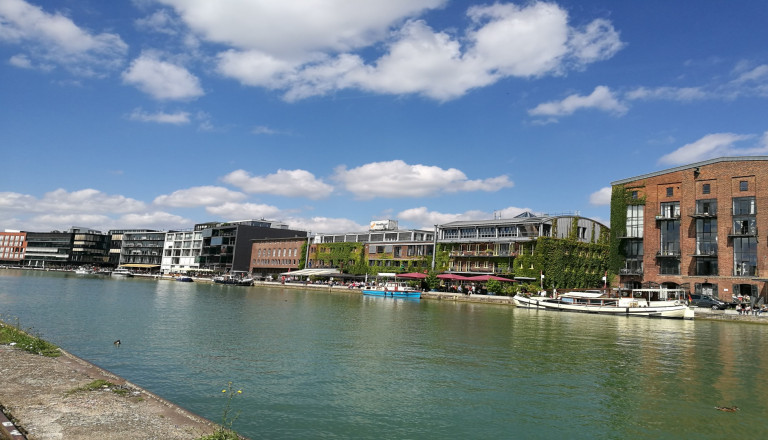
[589,187,612,206]
[128,108,191,124]
[153,186,246,207]
[333,160,513,200]
[122,51,203,100]
[281,216,365,234]
[658,132,768,166]
[625,86,707,101]
[167,0,623,101]
[397,205,533,229]
[222,169,333,199]
[0,0,127,76]
[0,188,145,214]
[205,202,285,220]
[528,85,627,119]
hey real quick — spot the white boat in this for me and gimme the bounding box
[111,267,134,277]
[513,289,693,319]
[74,267,94,275]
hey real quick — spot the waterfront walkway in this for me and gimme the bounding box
[0,345,220,440]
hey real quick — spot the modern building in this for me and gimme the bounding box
[69,227,110,267]
[612,156,768,303]
[0,230,26,265]
[197,220,307,274]
[437,212,607,275]
[23,231,74,268]
[108,229,153,267]
[161,229,203,274]
[119,231,166,272]
[250,236,308,279]
[308,220,434,273]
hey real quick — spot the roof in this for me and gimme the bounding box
[280,268,342,276]
[612,156,768,186]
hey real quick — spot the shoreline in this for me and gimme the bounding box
[0,343,229,440]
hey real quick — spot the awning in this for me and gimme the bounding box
[280,268,342,277]
[121,264,161,268]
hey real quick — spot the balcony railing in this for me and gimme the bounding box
[728,227,758,237]
[655,250,680,258]
[619,268,643,275]
[655,213,681,221]
[688,208,717,218]
[692,249,718,257]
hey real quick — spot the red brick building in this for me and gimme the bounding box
[612,156,768,303]
[250,237,307,279]
[0,230,26,265]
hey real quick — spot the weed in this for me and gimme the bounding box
[0,317,60,357]
[196,381,243,440]
[66,379,134,397]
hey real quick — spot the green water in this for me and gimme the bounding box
[1,269,766,439]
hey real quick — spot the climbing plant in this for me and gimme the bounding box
[313,242,368,275]
[608,184,646,278]
[514,236,609,290]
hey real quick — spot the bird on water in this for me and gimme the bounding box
[113,340,121,346]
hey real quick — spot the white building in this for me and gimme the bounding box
[161,229,203,274]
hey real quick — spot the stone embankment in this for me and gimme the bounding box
[0,345,222,440]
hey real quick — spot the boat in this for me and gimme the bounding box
[213,273,254,286]
[74,267,94,275]
[175,276,194,282]
[111,267,134,277]
[512,289,693,319]
[363,281,421,298]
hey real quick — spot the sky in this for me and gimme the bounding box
[1,0,768,235]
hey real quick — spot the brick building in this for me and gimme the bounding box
[250,236,307,279]
[0,230,26,265]
[612,156,768,303]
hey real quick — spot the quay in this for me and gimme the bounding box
[0,344,224,440]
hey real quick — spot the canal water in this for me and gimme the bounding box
[1,269,766,439]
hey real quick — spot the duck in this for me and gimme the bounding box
[715,406,739,412]
[113,339,121,346]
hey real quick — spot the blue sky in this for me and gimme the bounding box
[2,0,767,234]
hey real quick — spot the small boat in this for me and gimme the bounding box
[363,281,421,298]
[513,289,692,319]
[175,276,194,282]
[111,267,134,277]
[74,267,94,275]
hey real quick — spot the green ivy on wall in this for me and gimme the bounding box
[608,184,645,278]
[514,236,609,290]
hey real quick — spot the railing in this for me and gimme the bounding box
[688,208,717,218]
[619,268,643,275]
[655,250,680,258]
[655,213,681,221]
[728,227,758,237]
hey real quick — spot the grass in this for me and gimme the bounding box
[66,379,132,397]
[195,382,243,440]
[0,318,60,357]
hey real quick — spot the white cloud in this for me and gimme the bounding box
[732,64,768,83]
[186,1,623,101]
[528,85,627,118]
[222,169,333,199]
[658,132,767,166]
[282,216,365,234]
[153,186,246,207]
[0,188,145,214]
[333,160,513,199]
[128,108,191,124]
[122,51,203,100]
[205,202,285,220]
[135,9,179,35]
[0,0,127,76]
[397,205,533,230]
[8,53,33,68]
[625,86,707,101]
[589,187,612,206]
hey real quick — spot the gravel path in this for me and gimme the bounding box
[0,345,220,440]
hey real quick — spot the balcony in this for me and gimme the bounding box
[688,208,717,218]
[619,268,643,275]
[655,213,681,221]
[655,250,680,258]
[692,249,718,257]
[728,227,757,238]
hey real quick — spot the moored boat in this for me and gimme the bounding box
[513,289,693,319]
[213,273,254,286]
[363,281,421,298]
[175,276,194,282]
[111,267,134,277]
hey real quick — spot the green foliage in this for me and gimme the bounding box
[608,184,645,278]
[298,241,308,269]
[66,379,131,397]
[196,382,243,440]
[514,237,609,290]
[314,242,367,275]
[485,279,503,294]
[433,244,450,272]
[0,318,60,357]
[569,216,580,240]
[425,271,439,291]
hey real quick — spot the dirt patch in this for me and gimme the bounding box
[0,345,220,440]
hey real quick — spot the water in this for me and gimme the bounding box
[1,269,766,439]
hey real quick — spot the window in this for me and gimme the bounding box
[659,258,680,275]
[626,205,644,238]
[696,199,717,215]
[660,202,680,219]
[702,183,710,195]
[733,197,755,215]
[660,219,680,255]
[696,218,717,255]
[631,191,638,200]
[666,187,673,197]
[740,181,748,191]
[733,237,757,276]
